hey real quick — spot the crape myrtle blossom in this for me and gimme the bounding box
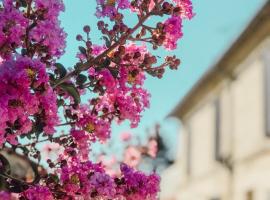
[0,191,13,200]
[120,132,132,141]
[120,163,160,200]
[163,15,183,50]
[22,186,54,200]
[173,0,194,19]
[131,0,194,19]
[55,157,160,199]
[30,0,66,58]
[0,0,193,198]
[0,0,66,59]
[42,142,63,160]
[0,0,28,59]
[147,138,158,158]
[0,57,58,145]
[130,0,193,50]
[95,0,130,19]
[124,146,142,168]
[98,154,118,176]
[88,43,150,127]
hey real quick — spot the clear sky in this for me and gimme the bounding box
[59,0,267,155]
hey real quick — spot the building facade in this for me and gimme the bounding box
[161,2,270,200]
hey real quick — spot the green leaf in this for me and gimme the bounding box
[20,146,30,156]
[102,36,111,48]
[101,58,111,68]
[60,83,81,105]
[21,48,27,56]
[55,63,67,78]
[0,154,11,175]
[79,46,87,55]
[18,0,27,7]
[109,67,119,78]
[76,74,87,86]
[57,99,65,107]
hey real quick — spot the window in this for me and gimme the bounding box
[186,124,192,175]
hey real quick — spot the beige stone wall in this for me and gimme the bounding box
[232,58,265,161]
[232,151,270,200]
[160,38,270,200]
[189,102,216,177]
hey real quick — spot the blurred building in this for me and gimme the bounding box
[161,2,270,200]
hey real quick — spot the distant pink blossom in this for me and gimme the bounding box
[124,146,142,168]
[120,132,132,141]
[147,139,158,158]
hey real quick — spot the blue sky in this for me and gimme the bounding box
[59,0,267,155]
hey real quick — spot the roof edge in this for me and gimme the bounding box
[168,1,270,120]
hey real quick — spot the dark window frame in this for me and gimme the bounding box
[186,124,192,175]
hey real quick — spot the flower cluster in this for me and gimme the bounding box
[174,0,194,19]
[96,0,130,19]
[0,57,58,145]
[0,191,13,200]
[30,0,66,58]
[59,160,116,199]
[84,43,151,128]
[0,0,193,199]
[22,186,54,200]
[0,0,28,58]
[124,146,142,167]
[163,16,183,50]
[75,105,111,141]
[0,0,66,60]
[55,159,160,199]
[119,163,160,200]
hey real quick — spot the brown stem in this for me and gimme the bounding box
[57,122,76,127]
[25,0,33,56]
[53,12,153,88]
[20,134,70,147]
[145,62,169,71]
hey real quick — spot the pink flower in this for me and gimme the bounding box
[58,158,160,199]
[71,129,91,161]
[95,0,130,19]
[42,142,63,160]
[0,57,59,145]
[0,57,3,64]
[22,186,54,200]
[124,146,142,168]
[120,132,132,141]
[173,0,194,19]
[92,45,106,56]
[98,155,118,176]
[30,0,66,58]
[163,16,183,50]
[131,0,155,13]
[0,1,28,58]
[119,163,160,200]
[0,191,12,200]
[147,139,158,158]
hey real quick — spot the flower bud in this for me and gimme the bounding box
[83,25,91,33]
[76,34,83,41]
